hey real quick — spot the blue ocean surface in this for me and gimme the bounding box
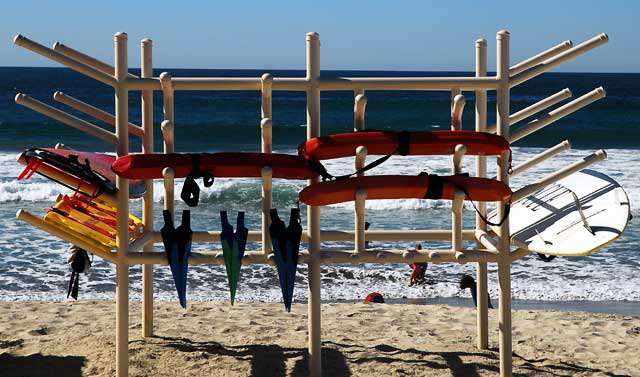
[0,67,638,306]
[2,68,640,152]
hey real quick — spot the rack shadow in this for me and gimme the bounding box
[146,336,351,377]
[0,353,86,377]
[326,341,629,377]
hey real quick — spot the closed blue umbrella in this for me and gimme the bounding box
[269,208,302,312]
[161,210,192,309]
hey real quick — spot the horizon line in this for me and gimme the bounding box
[0,65,638,75]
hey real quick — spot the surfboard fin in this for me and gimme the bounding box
[570,191,595,235]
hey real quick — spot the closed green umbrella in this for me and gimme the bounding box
[220,211,248,305]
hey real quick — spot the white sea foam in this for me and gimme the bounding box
[2,148,638,214]
[0,147,638,303]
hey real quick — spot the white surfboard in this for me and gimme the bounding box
[490,169,630,256]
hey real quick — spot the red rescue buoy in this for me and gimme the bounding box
[300,130,510,160]
[299,174,512,206]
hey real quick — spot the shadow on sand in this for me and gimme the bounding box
[146,335,350,377]
[0,353,86,377]
[142,336,630,377]
[2,338,630,377]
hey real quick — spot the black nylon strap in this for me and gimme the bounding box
[180,154,215,207]
[459,184,511,228]
[306,156,335,182]
[67,271,77,299]
[181,177,201,207]
[304,131,414,181]
[68,154,80,165]
[482,203,510,227]
[337,152,393,180]
[419,172,511,227]
[66,247,91,300]
[397,131,411,156]
[423,173,444,199]
[507,149,514,175]
[23,148,113,197]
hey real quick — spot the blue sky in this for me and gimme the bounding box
[2,0,637,72]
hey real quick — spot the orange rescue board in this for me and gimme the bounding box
[112,153,318,180]
[300,131,510,160]
[299,175,512,206]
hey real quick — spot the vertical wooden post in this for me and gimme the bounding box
[474,37,489,350]
[260,164,273,253]
[261,73,273,120]
[451,95,465,131]
[114,31,130,377]
[354,146,368,253]
[451,190,465,253]
[496,30,513,377]
[354,92,367,131]
[451,144,466,252]
[160,72,175,218]
[354,189,367,253]
[451,88,461,109]
[451,93,466,254]
[161,120,175,216]
[140,37,154,339]
[163,168,176,213]
[306,31,322,377]
[353,92,368,254]
[261,73,273,254]
[160,72,174,126]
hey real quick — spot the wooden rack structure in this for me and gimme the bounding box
[13,30,609,377]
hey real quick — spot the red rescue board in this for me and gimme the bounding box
[112,152,318,180]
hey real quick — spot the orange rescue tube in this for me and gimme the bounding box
[299,175,512,206]
[300,130,510,160]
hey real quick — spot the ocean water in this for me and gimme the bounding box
[0,67,638,306]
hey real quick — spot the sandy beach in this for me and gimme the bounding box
[1,300,638,376]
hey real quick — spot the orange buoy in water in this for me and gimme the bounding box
[364,292,385,303]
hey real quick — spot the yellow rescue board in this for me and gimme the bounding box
[43,213,113,254]
[43,195,144,251]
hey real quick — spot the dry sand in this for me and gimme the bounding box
[1,300,638,376]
